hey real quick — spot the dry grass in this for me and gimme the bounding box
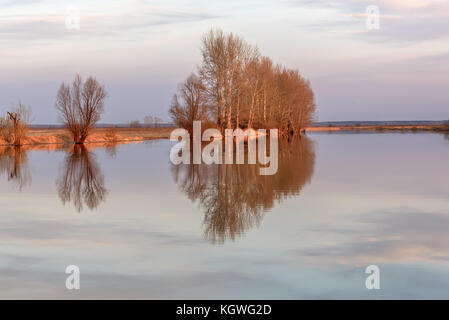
[0,127,174,146]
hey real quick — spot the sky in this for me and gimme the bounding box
[0,0,448,124]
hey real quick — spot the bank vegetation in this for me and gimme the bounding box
[170,29,317,137]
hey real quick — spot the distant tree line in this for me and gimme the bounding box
[55,75,107,144]
[170,29,317,136]
[128,116,163,128]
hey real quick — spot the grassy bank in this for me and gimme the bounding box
[305,124,449,133]
[0,127,175,146]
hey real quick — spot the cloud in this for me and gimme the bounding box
[288,0,449,44]
[0,5,220,45]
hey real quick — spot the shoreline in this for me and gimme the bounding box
[0,127,174,147]
[1,125,448,147]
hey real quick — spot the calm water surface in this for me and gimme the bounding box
[0,132,448,299]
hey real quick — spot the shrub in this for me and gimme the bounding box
[0,101,32,146]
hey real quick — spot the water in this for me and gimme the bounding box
[0,132,448,299]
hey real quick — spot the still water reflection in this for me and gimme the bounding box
[56,145,108,212]
[171,137,315,243]
[0,132,448,299]
[0,146,31,190]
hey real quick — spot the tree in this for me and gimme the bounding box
[0,146,31,190]
[129,120,141,128]
[55,75,107,144]
[199,29,253,130]
[169,73,209,134]
[144,115,154,127]
[173,29,317,137]
[0,101,33,146]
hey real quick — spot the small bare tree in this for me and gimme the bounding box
[144,115,154,127]
[154,117,163,127]
[55,75,107,144]
[129,120,141,128]
[169,73,209,134]
[0,101,33,146]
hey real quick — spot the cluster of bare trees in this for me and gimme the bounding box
[169,29,316,136]
[144,115,163,127]
[0,101,33,146]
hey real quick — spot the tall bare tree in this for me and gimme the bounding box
[55,75,107,144]
[0,146,31,190]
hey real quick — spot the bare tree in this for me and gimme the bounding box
[154,117,163,127]
[0,146,31,190]
[55,75,107,144]
[0,101,33,146]
[169,73,209,134]
[199,29,253,130]
[57,145,108,212]
[144,115,154,127]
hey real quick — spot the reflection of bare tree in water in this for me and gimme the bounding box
[57,145,108,212]
[172,137,316,244]
[0,146,31,190]
[105,143,117,158]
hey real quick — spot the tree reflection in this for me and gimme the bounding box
[57,145,108,212]
[171,136,316,244]
[0,146,31,190]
